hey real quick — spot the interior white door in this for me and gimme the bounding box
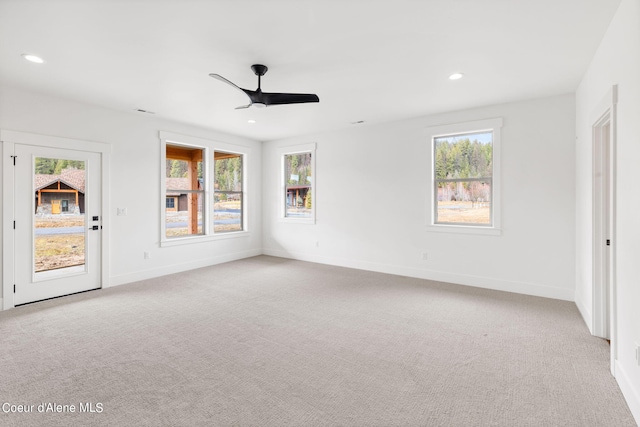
[592,116,612,340]
[13,144,102,305]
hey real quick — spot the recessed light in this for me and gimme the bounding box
[247,119,256,124]
[22,54,44,64]
[449,73,464,80]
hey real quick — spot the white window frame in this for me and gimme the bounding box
[213,149,245,234]
[279,143,316,224]
[425,118,502,236]
[159,131,250,247]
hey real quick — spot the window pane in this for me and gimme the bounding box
[166,144,204,238]
[434,132,492,179]
[214,152,243,232]
[434,131,492,226]
[285,153,312,218]
[214,152,242,192]
[165,193,204,237]
[436,181,491,224]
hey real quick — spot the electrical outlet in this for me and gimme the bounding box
[117,207,127,216]
[636,343,640,366]
[315,241,320,247]
[144,251,151,260]
[422,252,428,261]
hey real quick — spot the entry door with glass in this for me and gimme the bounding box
[13,144,102,305]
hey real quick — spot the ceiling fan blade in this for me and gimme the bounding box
[209,73,252,103]
[211,66,320,109]
[262,92,320,106]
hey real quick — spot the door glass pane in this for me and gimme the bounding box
[34,157,86,276]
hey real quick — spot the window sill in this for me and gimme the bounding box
[425,224,501,236]
[278,217,316,225]
[160,231,251,247]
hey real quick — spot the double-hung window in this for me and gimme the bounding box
[165,144,204,237]
[280,143,316,224]
[214,151,243,233]
[427,118,502,235]
[160,132,249,245]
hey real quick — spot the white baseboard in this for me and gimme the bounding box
[615,360,640,425]
[262,248,575,301]
[574,290,593,334]
[107,249,262,288]
[0,298,4,311]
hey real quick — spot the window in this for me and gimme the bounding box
[165,144,204,238]
[280,143,316,223]
[285,153,312,218]
[160,131,250,246]
[214,151,243,233]
[166,197,176,209]
[434,131,492,225]
[427,118,502,235]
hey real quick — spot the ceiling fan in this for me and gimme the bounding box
[209,64,319,109]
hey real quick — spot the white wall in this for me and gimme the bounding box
[0,85,262,304]
[263,94,576,301]
[575,0,640,421]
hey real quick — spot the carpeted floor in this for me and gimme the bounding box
[0,256,635,426]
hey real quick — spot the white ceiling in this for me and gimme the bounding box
[0,0,621,141]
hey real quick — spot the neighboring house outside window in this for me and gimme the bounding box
[34,166,86,215]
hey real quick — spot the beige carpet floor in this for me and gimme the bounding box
[0,256,636,426]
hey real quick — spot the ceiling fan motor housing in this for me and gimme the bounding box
[251,64,268,77]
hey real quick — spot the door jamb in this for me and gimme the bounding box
[592,113,610,338]
[590,85,617,375]
[1,130,111,310]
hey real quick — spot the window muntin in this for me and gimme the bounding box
[284,152,313,218]
[214,151,243,233]
[434,131,493,226]
[165,144,204,238]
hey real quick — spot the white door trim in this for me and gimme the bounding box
[1,130,111,310]
[590,85,617,375]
